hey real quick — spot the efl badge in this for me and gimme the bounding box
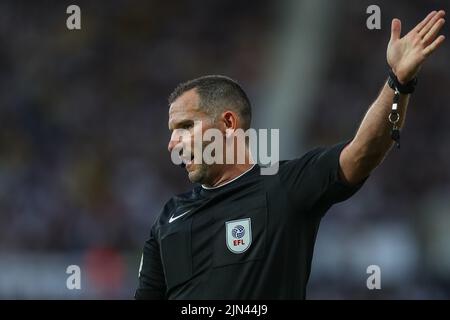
[226,218,252,254]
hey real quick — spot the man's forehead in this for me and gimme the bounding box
[168,89,202,128]
[169,89,200,114]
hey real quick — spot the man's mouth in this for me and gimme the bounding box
[180,152,195,167]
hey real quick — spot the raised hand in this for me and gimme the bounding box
[387,10,446,84]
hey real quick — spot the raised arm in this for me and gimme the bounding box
[340,10,446,186]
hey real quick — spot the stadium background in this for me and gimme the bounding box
[0,0,449,299]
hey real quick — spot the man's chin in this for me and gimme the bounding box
[187,171,198,183]
[187,164,208,184]
[187,167,200,183]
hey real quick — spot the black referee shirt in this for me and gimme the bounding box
[135,140,366,299]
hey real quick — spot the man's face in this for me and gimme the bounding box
[168,89,218,184]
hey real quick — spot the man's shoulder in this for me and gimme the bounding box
[268,146,326,174]
[153,187,200,224]
[164,185,200,205]
[277,140,351,173]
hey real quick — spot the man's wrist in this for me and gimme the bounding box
[388,69,418,94]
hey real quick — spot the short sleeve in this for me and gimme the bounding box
[278,140,367,214]
[134,224,167,300]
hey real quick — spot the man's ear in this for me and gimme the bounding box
[222,111,239,131]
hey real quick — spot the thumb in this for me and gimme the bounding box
[390,18,402,41]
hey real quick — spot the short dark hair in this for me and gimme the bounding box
[168,75,252,129]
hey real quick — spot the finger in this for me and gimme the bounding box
[414,11,437,33]
[419,10,446,37]
[390,18,402,41]
[423,18,446,46]
[424,35,446,57]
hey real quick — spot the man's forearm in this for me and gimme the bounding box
[340,82,410,184]
[352,82,410,166]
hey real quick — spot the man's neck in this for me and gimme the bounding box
[202,163,255,189]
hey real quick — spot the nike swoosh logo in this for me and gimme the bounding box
[169,210,191,223]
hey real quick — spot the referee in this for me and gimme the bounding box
[135,11,446,299]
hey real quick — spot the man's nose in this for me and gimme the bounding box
[168,130,193,153]
[168,130,185,153]
[167,137,177,153]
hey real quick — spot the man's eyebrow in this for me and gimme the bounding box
[169,119,193,131]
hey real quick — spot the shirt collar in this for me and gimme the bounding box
[201,164,257,190]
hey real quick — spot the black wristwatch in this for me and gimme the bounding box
[388,69,418,94]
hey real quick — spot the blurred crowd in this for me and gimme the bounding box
[0,0,449,298]
[305,0,450,298]
[0,0,272,252]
